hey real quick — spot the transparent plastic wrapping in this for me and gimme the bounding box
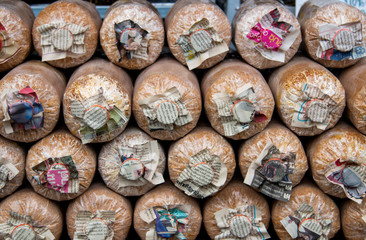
[0,188,63,240]
[66,183,132,240]
[133,182,202,240]
[271,181,340,240]
[233,0,301,69]
[201,59,274,140]
[98,127,166,196]
[32,0,101,69]
[341,199,366,240]
[307,122,366,199]
[63,58,132,144]
[25,129,97,201]
[0,136,25,198]
[268,56,345,136]
[239,121,308,189]
[298,0,366,68]
[132,58,201,141]
[165,0,231,69]
[203,180,270,240]
[339,58,366,135]
[0,60,66,143]
[168,126,236,198]
[100,0,164,70]
[0,0,35,72]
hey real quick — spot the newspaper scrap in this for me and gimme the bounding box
[1,86,44,134]
[70,87,128,144]
[115,20,149,61]
[214,205,270,240]
[247,8,300,62]
[37,22,88,61]
[140,205,191,240]
[32,155,79,194]
[175,18,229,70]
[0,22,21,64]
[0,211,55,240]
[291,83,338,130]
[74,211,115,240]
[0,157,19,190]
[174,148,227,199]
[117,140,164,187]
[325,158,366,204]
[213,84,267,137]
[317,22,366,61]
[244,142,296,201]
[281,203,333,240]
[137,87,192,131]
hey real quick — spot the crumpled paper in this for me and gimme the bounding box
[281,203,333,240]
[0,211,55,240]
[0,157,19,190]
[140,205,191,240]
[174,149,227,199]
[0,22,21,64]
[37,22,88,61]
[213,83,267,136]
[214,205,270,240]
[137,87,192,131]
[32,155,79,194]
[74,210,115,240]
[114,20,149,61]
[70,87,128,144]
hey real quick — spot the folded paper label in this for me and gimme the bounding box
[281,203,333,240]
[137,87,192,131]
[214,205,270,240]
[74,210,115,240]
[0,157,19,191]
[244,142,296,201]
[174,148,227,199]
[175,18,229,70]
[213,83,267,136]
[0,22,21,64]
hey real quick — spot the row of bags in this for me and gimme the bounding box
[1,0,366,72]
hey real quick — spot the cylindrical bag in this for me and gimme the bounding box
[0,60,66,143]
[98,127,166,196]
[201,59,274,140]
[0,188,63,240]
[63,58,132,144]
[341,199,366,240]
[165,0,231,70]
[168,126,236,199]
[298,0,366,68]
[133,183,202,240]
[268,56,345,136]
[26,129,97,201]
[32,0,101,68]
[132,58,201,141]
[233,0,301,69]
[0,0,35,72]
[100,0,164,70]
[66,183,132,240]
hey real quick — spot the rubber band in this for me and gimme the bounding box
[11,223,36,237]
[155,100,180,113]
[332,28,353,48]
[229,214,252,226]
[47,162,69,171]
[83,217,108,235]
[189,28,212,43]
[298,217,318,229]
[264,158,284,166]
[192,162,215,173]
[230,99,253,115]
[85,104,110,122]
[304,99,324,116]
[10,99,34,115]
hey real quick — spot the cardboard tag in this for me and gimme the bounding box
[0,22,21,64]
[244,142,296,201]
[74,211,115,240]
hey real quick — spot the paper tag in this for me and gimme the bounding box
[291,83,338,130]
[137,87,193,131]
[175,18,229,70]
[325,159,366,204]
[214,205,270,240]
[213,83,267,137]
[174,149,227,199]
[280,203,333,240]
[244,142,296,201]
[74,211,115,240]
[37,22,88,61]
[139,205,191,240]
[32,155,79,194]
[317,22,366,61]
[0,22,21,64]
[247,9,300,62]
[0,211,55,240]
